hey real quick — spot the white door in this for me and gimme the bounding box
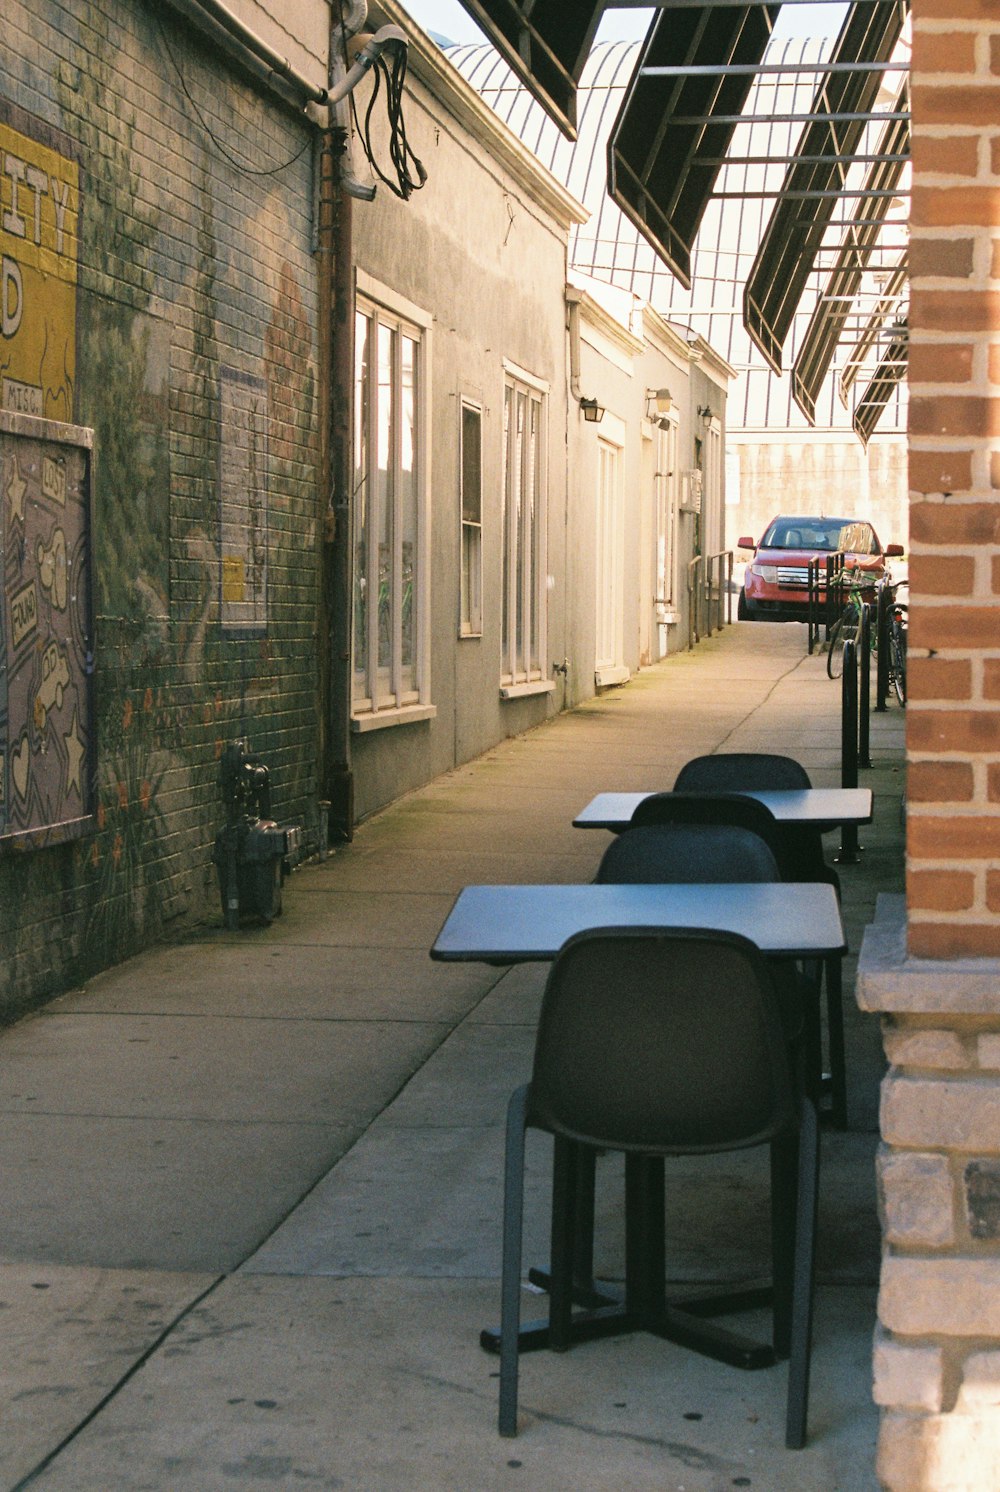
[595,434,628,685]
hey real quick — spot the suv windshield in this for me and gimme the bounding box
[760,517,873,553]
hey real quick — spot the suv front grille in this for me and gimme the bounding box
[776,565,811,589]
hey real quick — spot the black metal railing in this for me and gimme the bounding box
[687,550,734,649]
[807,550,848,655]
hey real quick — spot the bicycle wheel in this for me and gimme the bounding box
[890,622,906,705]
[826,610,857,680]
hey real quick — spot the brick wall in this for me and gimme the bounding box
[0,0,321,1018]
[857,3,1000,1486]
[907,0,1000,959]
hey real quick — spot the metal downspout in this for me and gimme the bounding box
[325,125,355,841]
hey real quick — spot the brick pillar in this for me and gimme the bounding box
[907,1,1000,958]
[858,3,1000,1487]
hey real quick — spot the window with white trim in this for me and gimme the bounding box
[501,367,548,692]
[460,399,482,637]
[352,282,434,730]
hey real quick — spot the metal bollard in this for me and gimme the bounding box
[859,603,872,769]
[838,639,860,863]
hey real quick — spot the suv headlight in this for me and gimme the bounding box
[750,563,779,583]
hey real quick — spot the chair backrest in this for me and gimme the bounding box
[595,819,781,885]
[671,754,840,889]
[626,792,786,874]
[527,926,796,1154]
[674,753,812,793]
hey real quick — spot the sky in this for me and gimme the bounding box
[401,2,846,47]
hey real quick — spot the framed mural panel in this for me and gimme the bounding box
[219,366,269,636]
[0,101,80,425]
[0,411,94,848]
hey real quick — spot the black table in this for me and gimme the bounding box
[431,881,844,1369]
[572,786,873,833]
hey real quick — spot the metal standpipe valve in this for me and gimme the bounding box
[212,739,288,930]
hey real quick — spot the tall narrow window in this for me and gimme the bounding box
[701,416,723,558]
[352,280,433,729]
[501,365,548,691]
[460,400,482,637]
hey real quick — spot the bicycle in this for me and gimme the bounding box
[887,581,907,705]
[826,568,874,680]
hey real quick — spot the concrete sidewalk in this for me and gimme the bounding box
[0,622,903,1491]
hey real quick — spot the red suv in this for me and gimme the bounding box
[737,515,903,622]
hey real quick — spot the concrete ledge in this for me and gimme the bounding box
[857,898,1000,1015]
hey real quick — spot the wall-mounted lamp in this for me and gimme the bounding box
[645,387,672,422]
[580,397,605,424]
[698,404,715,428]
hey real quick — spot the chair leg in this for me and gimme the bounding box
[499,1085,529,1437]
[769,1134,797,1360]
[786,1095,820,1449]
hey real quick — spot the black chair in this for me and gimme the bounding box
[674,751,810,794]
[596,817,779,883]
[628,791,789,875]
[497,926,819,1449]
[596,819,806,1045]
[671,754,844,1126]
[672,753,840,893]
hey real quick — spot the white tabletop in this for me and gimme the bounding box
[431,882,845,963]
[572,786,873,832]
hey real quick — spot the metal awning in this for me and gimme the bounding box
[742,1,908,373]
[852,319,908,445]
[453,0,607,137]
[791,86,909,423]
[839,253,908,405]
[454,0,911,440]
[606,4,779,290]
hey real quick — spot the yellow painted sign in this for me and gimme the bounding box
[1,120,79,423]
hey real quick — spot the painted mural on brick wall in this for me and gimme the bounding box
[0,106,79,423]
[0,415,93,843]
[220,367,268,635]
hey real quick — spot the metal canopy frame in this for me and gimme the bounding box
[454,0,606,138]
[853,320,908,445]
[455,0,911,440]
[792,84,909,423]
[742,1,908,373]
[840,255,908,404]
[606,4,779,290]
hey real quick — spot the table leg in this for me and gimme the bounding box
[482,1147,778,1368]
[825,955,847,1130]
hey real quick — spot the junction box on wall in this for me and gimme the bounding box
[212,740,288,928]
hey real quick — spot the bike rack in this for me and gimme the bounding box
[807,551,848,655]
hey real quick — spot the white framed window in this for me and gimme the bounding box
[460,399,483,637]
[701,415,723,557]
[500,363,550,696]
[352,275,435,731]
